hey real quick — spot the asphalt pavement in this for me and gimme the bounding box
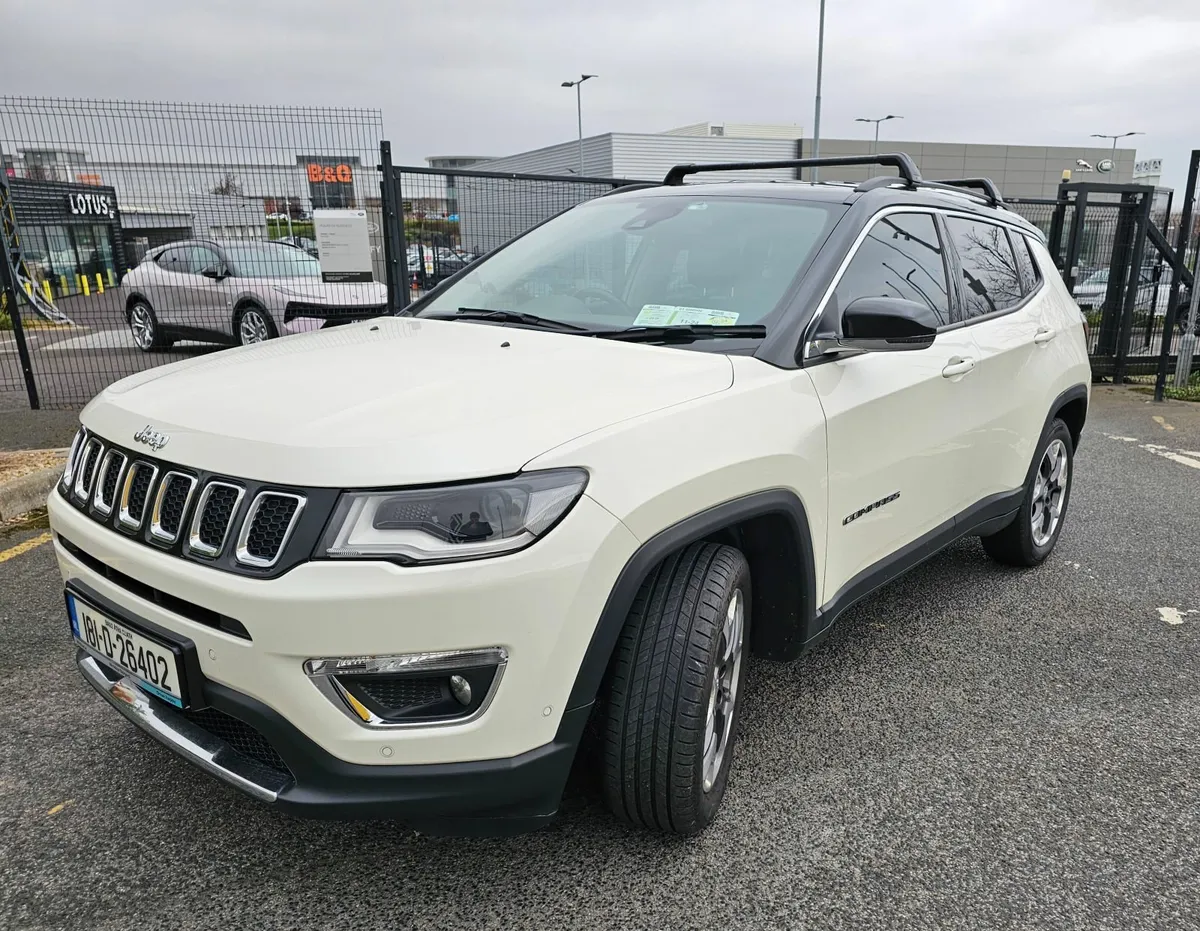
[1,388,1198,931]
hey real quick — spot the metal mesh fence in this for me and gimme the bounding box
[1,97,385,409]
[394,167,633,300]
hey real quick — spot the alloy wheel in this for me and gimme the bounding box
[1031,438,1068,548]
[238,309,271,345]
[702,586,745,793]
[130,304,155,350]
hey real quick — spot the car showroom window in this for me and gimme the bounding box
[1011,232,1041,293]
[832,212,951,327]
[944,217,1025,318]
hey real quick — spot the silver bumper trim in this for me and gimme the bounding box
[77,652,292,802]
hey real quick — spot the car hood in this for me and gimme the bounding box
[247,277,388,306]
[82,318,734,486]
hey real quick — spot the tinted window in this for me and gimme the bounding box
[945,217,1024,317]
[187,246,222,274]
[833,212,951,327]
[224,242,322,278]
[1012,234,1040,293]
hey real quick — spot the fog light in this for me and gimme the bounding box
[449,675,472,706]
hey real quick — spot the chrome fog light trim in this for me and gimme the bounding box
[303,648,507,730]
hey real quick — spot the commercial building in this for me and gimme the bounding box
[452,123,1139,254]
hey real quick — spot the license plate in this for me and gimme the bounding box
[68,594,185,708]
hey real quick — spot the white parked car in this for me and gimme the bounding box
[50,155,1090,837]
[1072,265,1173,315]
[120,239,388,349]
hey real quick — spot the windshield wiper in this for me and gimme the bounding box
[591,325,768,343]
[422,308,590,332]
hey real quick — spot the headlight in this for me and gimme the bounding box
[59,427,86,493]
[318,469,588,564]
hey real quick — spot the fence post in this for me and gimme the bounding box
[1155,148,1200,402]
[0,244,41,410]
[1062,187,1087,295]
[1047,195,1068,270]
[378,140,410,313]
[1113,191,1152,384]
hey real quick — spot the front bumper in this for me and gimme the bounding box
[49,486,635,764]
[79,650,590,834]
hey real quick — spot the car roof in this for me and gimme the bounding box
[597,177,1041,237]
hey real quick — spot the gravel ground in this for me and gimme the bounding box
[0,388,1198,931]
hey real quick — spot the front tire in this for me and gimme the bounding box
[599,542,751,835]
[235,305,277,346]
[982,418,1074,567]
[128,301,172,352]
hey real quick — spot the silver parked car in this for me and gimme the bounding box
[121,239,388,350]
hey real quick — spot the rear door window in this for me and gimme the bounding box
[1011,234,1040,293]
[944,217,1025,318]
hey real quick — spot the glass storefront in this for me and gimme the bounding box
[19,222,119,296]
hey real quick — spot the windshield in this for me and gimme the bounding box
[414,195,843,331]
[225,242,322,278]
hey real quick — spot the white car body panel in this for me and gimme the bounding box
[81,317,734,486]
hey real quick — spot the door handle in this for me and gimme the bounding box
[942,357,976,378]
[1033,327,1057,345]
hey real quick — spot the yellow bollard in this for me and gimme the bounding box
[60,275,68,295]
[43,280,53,303]
[81,276,90,296]
[107,269,116,288]
[23,281,32,298]
[95,273,104,294]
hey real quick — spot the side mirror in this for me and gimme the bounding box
[200,265,227,280]
[819,296,940,353]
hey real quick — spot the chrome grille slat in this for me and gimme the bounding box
[118,462,160,530]
[150,472,198,544]
[188,482,245,558]
[92,449,128,516]
[72,437,104,502]
[235,492,306,569]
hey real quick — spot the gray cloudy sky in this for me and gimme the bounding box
[7,0,1200,190]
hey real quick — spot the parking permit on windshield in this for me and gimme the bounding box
[634,305,740,326]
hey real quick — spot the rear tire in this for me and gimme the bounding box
[599,542,751,835]
[982,418,1074,567]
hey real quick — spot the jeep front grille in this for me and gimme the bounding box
[189,482,244,557]
[57,431,312,577]
[236,492,306,568]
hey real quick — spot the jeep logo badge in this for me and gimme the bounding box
[133,425,169,451]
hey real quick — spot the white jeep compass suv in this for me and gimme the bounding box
[48,154,1090,836]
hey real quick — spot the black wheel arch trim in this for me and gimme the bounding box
[1036,383,1088,469]
[565,489,818,711]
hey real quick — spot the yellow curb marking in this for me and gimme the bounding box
[0,531,53,564]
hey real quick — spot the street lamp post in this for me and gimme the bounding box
[811,0,826,181]
[855,115,902,176]
[561,74,597,177]
[1090,131,1143,172]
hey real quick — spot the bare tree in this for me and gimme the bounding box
[210,172,243,196]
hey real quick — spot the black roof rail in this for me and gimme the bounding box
[662,153,922,186]
[928,178,1005,207]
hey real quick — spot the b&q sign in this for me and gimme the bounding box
[307,162,354,184]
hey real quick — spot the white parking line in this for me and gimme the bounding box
[1105,433,1200,472]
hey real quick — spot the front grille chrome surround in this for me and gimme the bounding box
[117,462,160,530]
[149,472,199,545]
[91,449,128,517]
[234,491,306,569]
[72,437,104,503]
[187,481,245,558]
[60,427,87,493]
